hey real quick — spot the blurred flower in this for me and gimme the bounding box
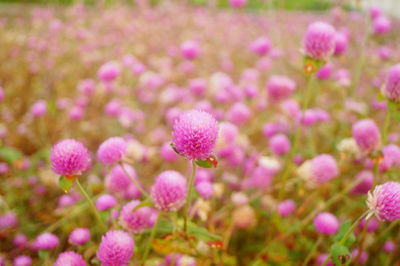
[97,230,134,266]
[69,228,91,246]
[313,212,339,235]
[54,251,86,266]
[97,137,127,165]
[303,21,336,60]
[119,200,157,233]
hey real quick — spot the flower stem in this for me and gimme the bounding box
[142,212,160,263]
[302,236,322,266]
[382,108,391,145]
[75,179,107,232]
[119,162,149,198]
[183,160,197,233]
[339,211,369,246]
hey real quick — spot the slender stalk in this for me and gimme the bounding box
[302,236,322,266]
[75,179,107,232]
[142,213,160,263]
[119,162,149,198]
[183,160,197,233]
[382,108,391,145]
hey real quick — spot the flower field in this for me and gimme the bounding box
[0,1,400,265]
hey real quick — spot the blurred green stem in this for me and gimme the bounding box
[183,160,197,233]
[75,179,107,232]
[142,213,160,263]
[302,236,322,266]
[382,109,391,145]
[120,162,149,198]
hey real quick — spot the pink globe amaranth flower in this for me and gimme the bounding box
[54,251,86,266]
[313,212,340,235]
[380,144,400,172]
[194,168,214,184]
[180,40,200,60]
[13,255,32,266]
[30,100,47,117]
[229,0,246,8]
[105,164,141,199]
[370,6,382,20]
[316,63,332,80]
[383,241,395,253]
[351,170,373,195]
[227,102,251,126]
[96,194,117,211]
[278,200,296,217]
[97,230,134,266]
[333,32,348,56]
[303,21,336,60]
[97,137,127,165]
[160,142,179,163]
[0,211,17,230]
[351,249,368,264]
[33,232,59,250]
[310,154,339,185]
[98,61,120,83]
[172,109,218,160]
[268,134,291,156]
[13,233,28,248]
[266,75,296,101]
[367,181,400,221]
[358,218,379,233]
[188,78,207,97]
[352,119,381,154]
[246,165,274,190]
[382,64,400,102]
[69,228,91,246]
[104,99,122,117]
[0,87,4,102]
[195,181,213,200]
[151,170,187,212]
[78,79,95,96]
[316,253,334,266]
[249,37,271,56]
[119,200,156,233]
[50,139,91,176]
[373,16,391,35]
[219,122,238,143]
[378,46,392,61]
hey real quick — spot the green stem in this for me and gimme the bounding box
[142,213,160,263]
[120,162,149,198]
[382,108,391,145]
[302,236,322,266]
[339,211,369,246]
[75,179,107,232]
[183,160,197,233]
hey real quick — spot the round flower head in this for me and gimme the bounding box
[373,16,391,35]
[249,37,271,56]
[33,232,59,250]
[97,137,127,165]
[266,75,296,101]
[351,170,373,195]
[119,200,156,233]
[303,21,336,60]
[195,181,213,200]
[13,255,32,266]
[98,61,120,83]
[105,164,141,199]
[50,139,91,176]
[96,194,117,211]
[172,109,218,160]
[97,230,134,266]
[278,200,296,217]
[0,87,4,102]
[180,40,200,60]
[382,64,400,102]
[313,212,339,235]
[383,241,395,253]
[13,233,28,248]
[333,32,348,56]
[54,251,86,266]
[151,170,187,211]
[268,134,291,156]
[69,228,91,246]
[309,154,339,185]
[0,211,17,230]
[233,205,256,229]
[229,0,246,8]
[227,102,251,126]
[352,119,381,154]
[367,181,400,221]
[30,100,47,117]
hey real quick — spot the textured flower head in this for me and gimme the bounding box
[119,200,157,233]
[97,137,127,165]
[50,139,91,176]
[303,21,336,60]
[69,228,91,246]
[266,75,296,101]
[278,200,296,217]
[96,194,117,211]
[105,164,141,199]
[268,134,291,156]
[172,109,219,160]
[54,251,86,266]
[98,61,120,83]
[373,16,391,35]
[367,181,400,221]
[97,230,134,266]
[382,64,400,102]
[151,170,187,211]
[352,119,381,154]
[313,212,339,235]
[310,154,339,185]
[33,232,59,250]
[13,255,32,266]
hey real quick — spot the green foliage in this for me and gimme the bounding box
[330,243,351,266]
[0,146,23,163]
[58,175,75,193]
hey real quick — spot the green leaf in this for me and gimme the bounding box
[333,220,355,246]
[132,199,153,212]
[58,176,75,193]
[187,222,222,242]
[303,56,326,74]
[0,146,23,163]
[195,159,213,168]
[330,243,351,266]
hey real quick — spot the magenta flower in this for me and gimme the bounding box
[195,181,213,200]
[98,61,120,83]
[0,87,4,102]
[373,16,391,35]
[95,194,117,211]
[313,212,339,235]
[229,0,246,8]
[50,139,91,176]
[151,170,187,212]
[180,40,200,60]
[351,170,373,195]
[352,119,381,154]
[172,109,218,160]
[367,181,400,221]
[69,228,91,246]
[97,137,127,165]
[105,164,141,199]
[310,154,339,185]
[54,251,86,266]
[383,241,396,253]
[13,255,32,266]
[119,200,156,233]
[303,21,336,60]
[278,200,296,217]
[382,64,400,102]
[227,102,251,126]
[249,37,271,56]
[30,100,47,117]
[97,230,134,266]
[333,32,348,56]
[266,75,296,101]
[268,134,291,156]
[33,232,59,250]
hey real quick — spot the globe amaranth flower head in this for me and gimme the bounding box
[50,139,91,176]
[97,230,134,266]
[54,251,86,266]
[119,200,157,233]
[96,194,117,211]
[151,170,187,211]
[382,64,400,102]
[303,21,336,60]
[105,164,141,199]
[299,154,339,186]
[352,119,381,154]
[313,212,340,235]
[13,255,32,266]
[69,228,91,246]
[172,109,219,160]
[266,75,296,101]
[367,181,400,221]
[33,232,59,250]
[97,137,127,165]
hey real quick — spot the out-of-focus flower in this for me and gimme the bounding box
[97,230,134,266]
[97,137,127,165]
[69,228,91,246]
[54,251,86,266]
[313,212,339,235]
